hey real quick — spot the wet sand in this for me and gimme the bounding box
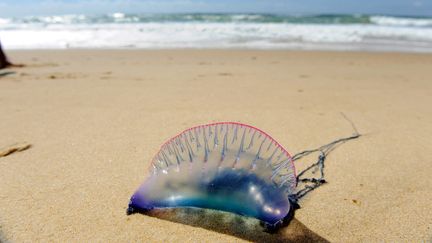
[0,50,431,242]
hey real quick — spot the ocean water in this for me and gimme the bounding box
[1,13,432,52]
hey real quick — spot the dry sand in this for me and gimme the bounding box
[0,50,431,242]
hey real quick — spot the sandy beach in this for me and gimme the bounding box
[0,49,431,242]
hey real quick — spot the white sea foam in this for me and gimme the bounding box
[370,16,432,27]
[1,14,432,52]
[0,18,11,25]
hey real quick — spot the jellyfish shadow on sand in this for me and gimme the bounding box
[144,207,328,242]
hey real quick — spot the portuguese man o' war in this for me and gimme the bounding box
[127,120,360,231]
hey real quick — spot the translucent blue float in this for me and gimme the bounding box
[127,122,299,230]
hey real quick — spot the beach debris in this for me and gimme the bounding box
[0,142,32,157]
[128,117,360,232]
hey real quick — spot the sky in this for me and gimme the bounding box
[0,0,430,17]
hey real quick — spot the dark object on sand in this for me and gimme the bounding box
[0,142,32,157]
[127,116,360,232]
[0,41,23,69]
